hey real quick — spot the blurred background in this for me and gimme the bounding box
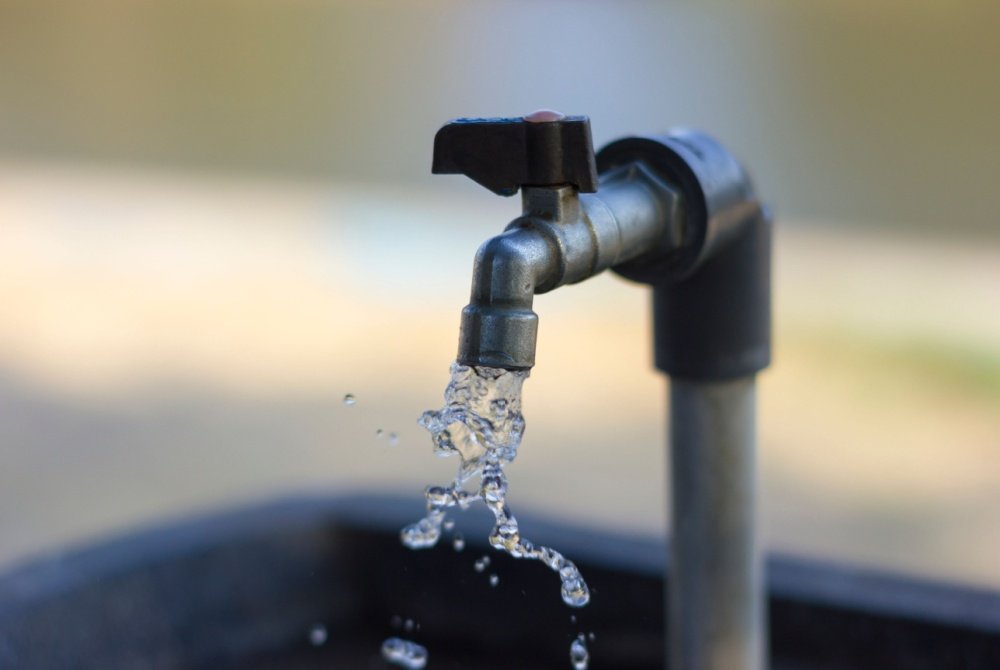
[0,0,997,590]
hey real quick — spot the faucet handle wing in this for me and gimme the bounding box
[432,112,598,197]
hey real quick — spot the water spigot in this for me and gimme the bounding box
[434,111,681,370]
[432,112,772,670]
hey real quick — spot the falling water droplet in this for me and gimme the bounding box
[308,624,327,646]
[443,520,455,531]
[389,614,402,629]
[403,618,416,633]
[473,555,490,573]
[425,486,450,508]
[376,429,384,437]
[452,532,465,551]
[489,573,499,587]
[400,517,441,549]
[570,634,589,670]
[343,393,357,406]
[559,562,591,607]
[389,432,400,446]
[381,637,428,669]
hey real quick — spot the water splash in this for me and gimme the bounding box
[401,363,590,608]
[570,634,589,669]
[308,624,327,646]
[381,637,428,669]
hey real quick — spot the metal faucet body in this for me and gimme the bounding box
[459,164,679,369]
[434,115,771,670]
[455,127,770,385]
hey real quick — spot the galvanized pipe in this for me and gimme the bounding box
[669,376,764,670]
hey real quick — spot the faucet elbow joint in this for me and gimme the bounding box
[458,228,553,370]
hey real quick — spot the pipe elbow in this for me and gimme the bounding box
[470,228,555,308]
[458,228,555,371]
[596,130,771,379]
[598,130,760,284]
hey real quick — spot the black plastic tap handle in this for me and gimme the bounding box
[432,114,598,196]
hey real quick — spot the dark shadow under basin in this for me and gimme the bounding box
[1,495,998,669]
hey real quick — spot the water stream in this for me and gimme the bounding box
[381,637,428,669]
[393,362,592,666]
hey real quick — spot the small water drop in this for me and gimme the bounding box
[588,631,596,641]
[400,517,441,549]
[343,393,356,406]
[559,562,591,607]
[376,429,384,437]
[443,520,455,531]
[561,576,591,608]
[473,555,491,573]
[308,624,327,646]
[425,485,450,508]
[388,432,400,446]
[403,618,416,633]
[390,614,402,629]
[570,615,577,624]
[570,634,589,670]
[489,573,499,587]
[381,637,428,669]
[452,532,465,551]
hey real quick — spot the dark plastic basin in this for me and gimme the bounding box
[1,495,998,668]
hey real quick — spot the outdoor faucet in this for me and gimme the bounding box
[433,111,772,670]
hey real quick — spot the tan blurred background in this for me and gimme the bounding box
[0,0,998,590]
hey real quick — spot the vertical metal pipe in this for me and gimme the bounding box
[669,376,764,670]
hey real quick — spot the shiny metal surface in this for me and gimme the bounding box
[669,377,763,670]
[457,163,678,369]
